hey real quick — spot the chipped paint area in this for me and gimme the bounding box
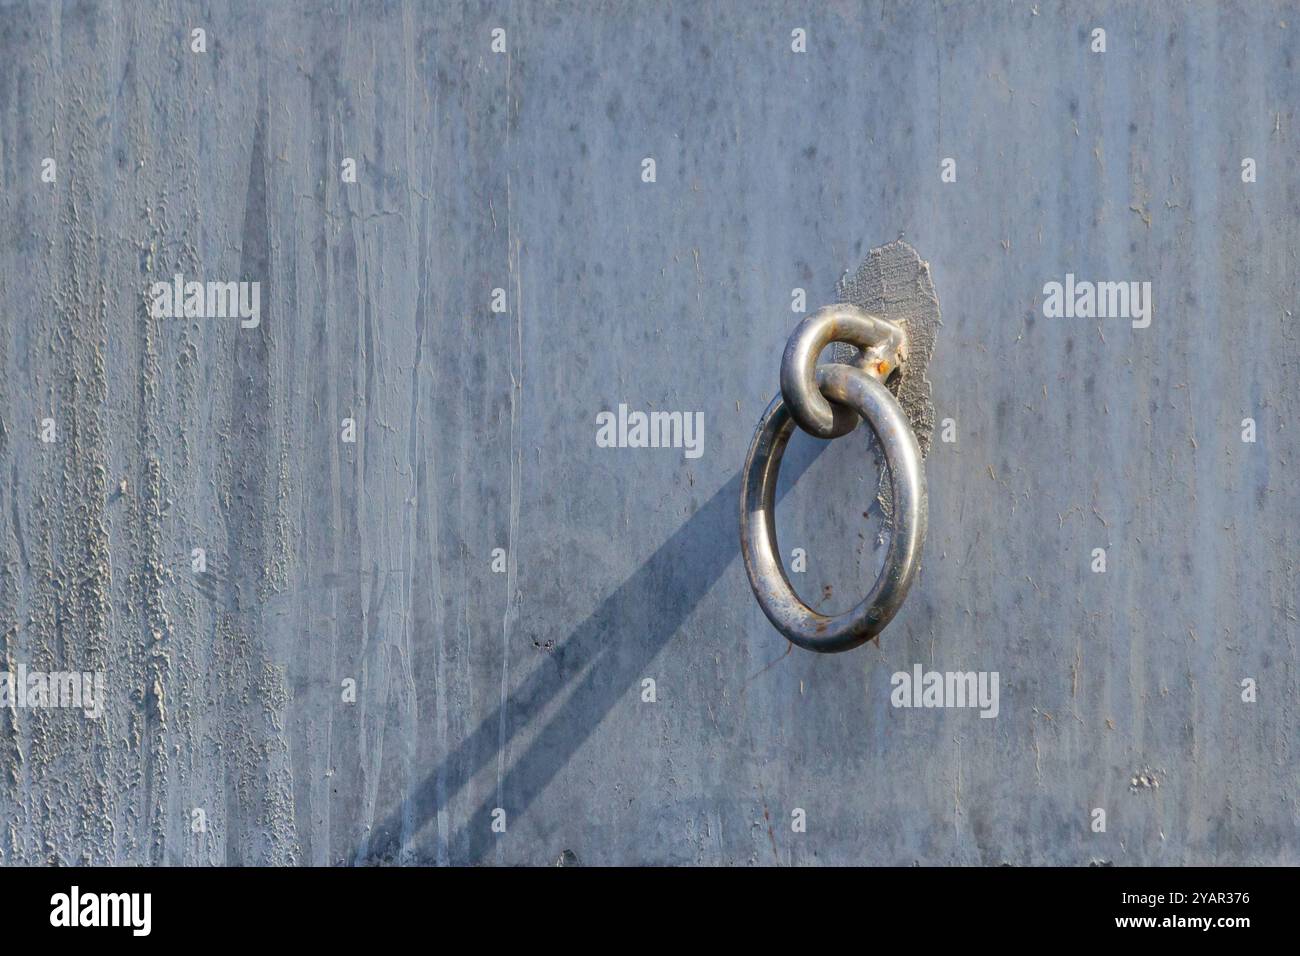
[836,240,941,459]
[834,239,942,520]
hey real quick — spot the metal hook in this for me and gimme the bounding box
[779,305,908,439]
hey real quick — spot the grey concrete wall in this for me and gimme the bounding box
[0,0,1295,866]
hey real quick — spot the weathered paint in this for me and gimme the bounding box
[0,1,1295,865]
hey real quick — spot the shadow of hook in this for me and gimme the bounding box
[356,433,826,864]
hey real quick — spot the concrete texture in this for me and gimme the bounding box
[0,0,1295,865]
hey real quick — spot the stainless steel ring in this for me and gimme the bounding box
[740,363,927,653]
[779,304,908,439]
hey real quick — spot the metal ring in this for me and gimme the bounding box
[779,304,908,439]
[740,363,927,653]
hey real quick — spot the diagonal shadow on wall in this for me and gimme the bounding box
[358,433,825,864]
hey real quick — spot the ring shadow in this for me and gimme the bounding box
[355,429,828,864]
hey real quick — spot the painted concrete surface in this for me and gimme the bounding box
[0,1,1295,865]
